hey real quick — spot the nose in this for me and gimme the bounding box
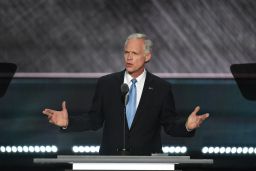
[126,52,133,60]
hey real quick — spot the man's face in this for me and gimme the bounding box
[124,38,151,78]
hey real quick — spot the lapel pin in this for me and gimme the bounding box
[148,86,153,90]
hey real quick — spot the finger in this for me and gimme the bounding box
[47,115,52,120]
[42,109,52,116]
[199,113,210,120]
[62,101,66,111]
[196,114,209,127]
[44,109,57,115]
[192,106,200,115]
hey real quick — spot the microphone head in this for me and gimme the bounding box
[121,83,129,95]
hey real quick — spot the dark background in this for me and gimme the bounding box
[1,0,256,170]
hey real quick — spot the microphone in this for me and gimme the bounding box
[119,83,130,155]
[121,83,129,105]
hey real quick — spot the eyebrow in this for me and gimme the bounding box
[124,50,139,54]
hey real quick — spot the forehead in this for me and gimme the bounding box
[124,38,145,51]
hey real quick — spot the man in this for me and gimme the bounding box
[43,33,209,155]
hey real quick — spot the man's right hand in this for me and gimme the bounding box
[42,101,69,127]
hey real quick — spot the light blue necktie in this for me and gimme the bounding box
[126,79,137,129]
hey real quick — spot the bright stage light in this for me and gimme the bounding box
[24,146,29,153]
[219,147,225,154]
[0,146,6,153]
[34,146,40,153]
[248,147,254,154]
[225,147,231,154]
[213,147,219,154]
[0,145,58,154]
[11,146,17,153]
[208,147,214,154]
[17,146,23,152]
[29,146,35,153]
[202,147,208,154]
[202,146,256,155]
[237,147,242,154]
[231,147,236,154]
[161,146,187,154]
[52,145,58,152]
[46,146,52,153]
[6,146,11,153]
[180,146,187,153]
[72,145,100,153]
[72,146,79,153]
[40,146,46,152]
[242,147,248,154]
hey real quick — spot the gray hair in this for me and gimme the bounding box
[124,33,153,53]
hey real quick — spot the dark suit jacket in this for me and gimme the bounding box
[65,70,194,155]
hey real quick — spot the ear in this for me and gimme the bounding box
[145,53,152,63]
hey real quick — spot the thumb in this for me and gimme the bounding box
[62,101,67,111]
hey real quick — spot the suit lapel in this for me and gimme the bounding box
[129,71,154,131]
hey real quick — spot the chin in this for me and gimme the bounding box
[127,70,134,75]
[126,68,133,73]
[127,70,133,74]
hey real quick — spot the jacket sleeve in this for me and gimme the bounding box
[61,78,104,132]
[160,85,195,137]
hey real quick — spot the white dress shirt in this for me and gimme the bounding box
[124,69,146,109]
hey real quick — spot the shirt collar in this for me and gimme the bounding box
[124,69,146,84]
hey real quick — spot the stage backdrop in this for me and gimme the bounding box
[0,0,256,73]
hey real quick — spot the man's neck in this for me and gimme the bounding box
[125,69,146,83]
[127,68,145,78]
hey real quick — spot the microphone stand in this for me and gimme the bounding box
[119,93,130,155]
[118,84,130,155]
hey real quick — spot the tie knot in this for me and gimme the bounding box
[131,79,137,84]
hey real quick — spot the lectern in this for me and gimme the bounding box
[34,155,213,171]
[0,63,17,97]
